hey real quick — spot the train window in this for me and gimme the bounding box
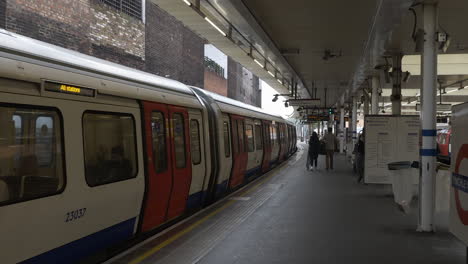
[270,125,277,146]
[151,112,167,173]
[35,116,54,167]
[255,125,263,150]
[190,120,201,165]
[232,120,238,154]
[173,113,186,168]
[0,104,65,206]
[83,112,137,187]
[245,124,254,152]
[223,121,230,157]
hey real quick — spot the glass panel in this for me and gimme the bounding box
[232,120,238,154]
[255,125,263,150]
[245,124,254,152]
[151,112,167,173]
[173,113,186,168]
[223,121,230,157]
[190,119,201,165]
[35,116,54,167]
[83,112,137,186]
[237,120,244,152]
[0,105,64,205]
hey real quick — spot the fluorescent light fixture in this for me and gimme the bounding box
[254,59,264,68]
[267,71,275,77]
[277,79,283,85]
[205,17,227,37]
[446,89,458,94]
[183,0,192,6]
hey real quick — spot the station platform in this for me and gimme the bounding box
[106,143,465,264]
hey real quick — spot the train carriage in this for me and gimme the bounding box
[0,29,296,264]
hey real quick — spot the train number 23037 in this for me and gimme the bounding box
[65,208,87,222]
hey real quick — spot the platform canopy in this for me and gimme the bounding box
[151,0,468,113]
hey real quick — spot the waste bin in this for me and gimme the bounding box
[387,161,418,214]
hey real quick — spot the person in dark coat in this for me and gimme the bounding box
[307,132,320,170]
[356,132,365,183]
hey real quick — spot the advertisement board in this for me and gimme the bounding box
[450,102,468,244]
[364,115,420,184]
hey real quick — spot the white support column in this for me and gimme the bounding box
[371,76,379,114]
[340,107,345,153]
[318,121,321,137]
[419,3,438,232]
[352,97,358,145]
[330,113,335,132]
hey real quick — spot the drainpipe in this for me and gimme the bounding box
[371,76,380,114]
[391,53,403,115]
[352,97,358,146]
[340,107,345,153]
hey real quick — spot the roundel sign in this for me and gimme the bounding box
[453,144,468,225]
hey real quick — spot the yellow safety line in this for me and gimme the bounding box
[129,200,235,264]
[129,164,288,264]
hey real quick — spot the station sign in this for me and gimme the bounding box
[450,102,468,244]
[288,98,321,107]
[307,115,329,121]
[415,103,451,112]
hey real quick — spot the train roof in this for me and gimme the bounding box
[191,87,292,124]
[0,29,192,95]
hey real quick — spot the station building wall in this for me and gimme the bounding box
[228,57,262,108]
[0,0,260,107]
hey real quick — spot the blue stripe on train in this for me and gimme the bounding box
[186,191,205,210]
[21,217,136,264]
[186,180,230,210]
[215,180,229,198]
[245,166,261,180]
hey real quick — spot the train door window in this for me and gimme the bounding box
[255,125,263,150]
[190,119,201,165]
[245,124,254,152]
[237,120,244,152]
[151,112,167,173]
[271,125,277,146]
[0,104,65,205]
[83,112,137,187]
[223,121,230,157]
[173,113,186,168]
[35,116,54,166]
[232,120,238,154]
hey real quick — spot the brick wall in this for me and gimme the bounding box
[5,0,93,54]
[145,2,204,87]
[89,1,145,59]
[0,0,6,28]
[3,0,145,70]
[204,70,227,97]
[227,57,261,107]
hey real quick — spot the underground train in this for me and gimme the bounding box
[0,29,297,264]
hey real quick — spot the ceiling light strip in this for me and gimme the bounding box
[205,17,227,37]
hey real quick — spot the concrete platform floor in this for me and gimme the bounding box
[108,143,465,264]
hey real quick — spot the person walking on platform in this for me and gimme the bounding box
[355,132,365,183]
[323,127,338,170]
[307,132,320,170]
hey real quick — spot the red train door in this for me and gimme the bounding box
[141,101,173,232]
[261,120,272,172]
[229,115,248,188]
[166,106,192,220]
